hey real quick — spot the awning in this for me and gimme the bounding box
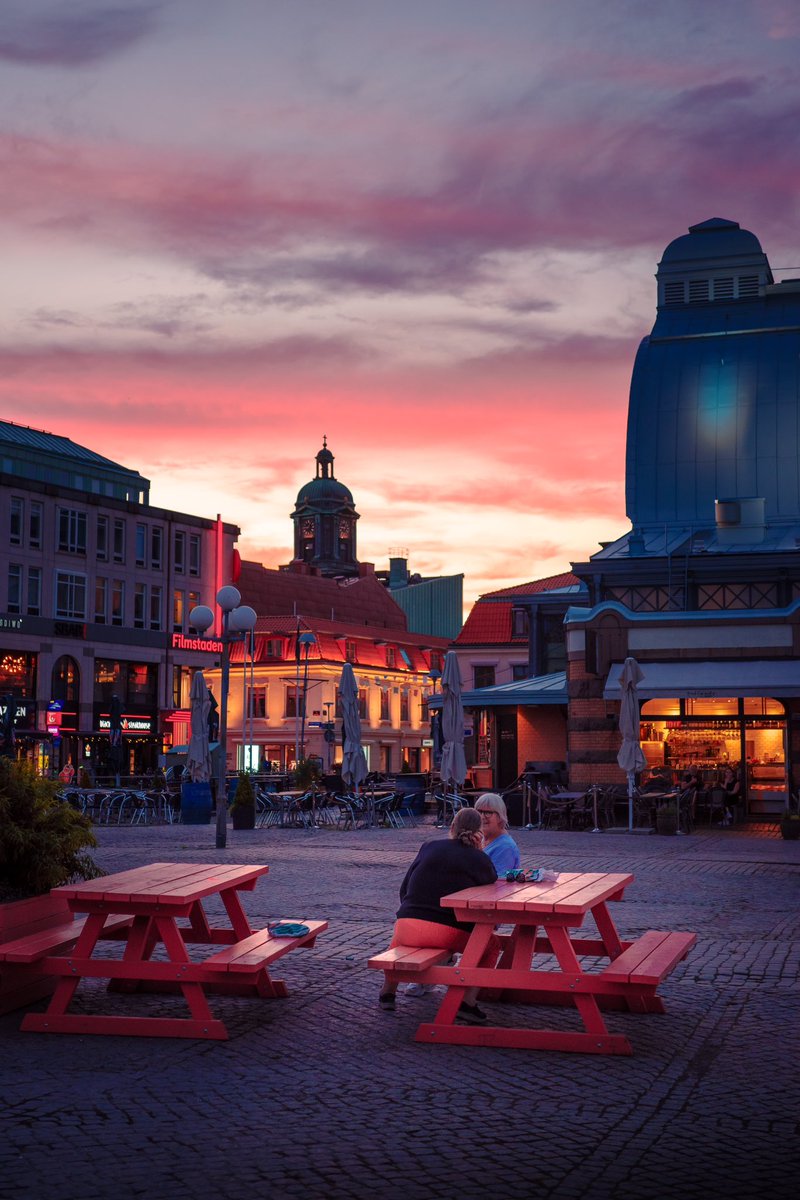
[604,660,800,700]
[456,671,568,709]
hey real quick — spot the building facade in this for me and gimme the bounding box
[565,219,800,816]
[0,421,238,777]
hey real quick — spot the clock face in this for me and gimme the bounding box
[301,519,314,538]
[338,519,350,539]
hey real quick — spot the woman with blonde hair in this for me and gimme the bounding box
[379,806,497,1023]
[474,793,521,875]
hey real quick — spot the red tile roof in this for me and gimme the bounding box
[238,559,407,629]
[482,572,581,598]
[455,572,583,646]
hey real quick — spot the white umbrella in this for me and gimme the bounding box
[340,662,367,794]
[439,650,466,807]
[185,671,212,783]
[617,656,647,832]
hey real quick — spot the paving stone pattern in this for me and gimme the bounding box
[1,820,798,1200]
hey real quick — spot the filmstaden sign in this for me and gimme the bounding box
[171,633,223,653]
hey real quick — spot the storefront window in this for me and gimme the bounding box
[52,656,80,705]
[0,649,36,694]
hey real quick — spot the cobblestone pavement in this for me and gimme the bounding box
[2,818,798,1200]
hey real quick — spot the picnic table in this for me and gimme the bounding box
[20,862,326,1040]
[370,871,695,1055]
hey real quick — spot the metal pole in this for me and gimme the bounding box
[240,629,247,773]
[294,633,301,768]
[300,643,310,759]
[216,612,230,850]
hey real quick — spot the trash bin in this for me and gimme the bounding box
[180,781,212,825]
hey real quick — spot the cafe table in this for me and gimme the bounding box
[21,862,326,1040]
[406,872,695,1055]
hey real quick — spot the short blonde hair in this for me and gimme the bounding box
[474,792,509,830]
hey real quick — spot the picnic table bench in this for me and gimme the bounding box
[16,863,327,1040]
[370,872,696,1055]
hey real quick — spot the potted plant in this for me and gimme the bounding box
[655,799,678,836]
[229,771,256,831]
[293,757,322,792]
[0,758,102,1013]
[780,793,800,841]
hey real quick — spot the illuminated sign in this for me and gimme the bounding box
[99,715,154,734]
[171,633,223,653]
[0,615,23,630]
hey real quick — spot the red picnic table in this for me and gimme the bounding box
[371,871,695,1055]
[21,862,326,1040]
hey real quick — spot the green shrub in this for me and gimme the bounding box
[0,759,102,901]
[230,771,255,811]
[293,757,322,789]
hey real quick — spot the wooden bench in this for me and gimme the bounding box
[368,945,453,975]
[598,930,697,1012]
[200,919,328,998]
[0,901,133,1016]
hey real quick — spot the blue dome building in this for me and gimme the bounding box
[564,219,800,820]
[626,217,800,537]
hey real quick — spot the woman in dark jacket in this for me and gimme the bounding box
[379,807,497,1023]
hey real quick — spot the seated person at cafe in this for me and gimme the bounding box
[474,793,521,874]
[379,807,498,1024]
[640,766,673,793]
[721,767,740,824]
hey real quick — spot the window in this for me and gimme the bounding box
[95,577,108,624]
[345,640,358,663]
[400,691,410,723]
[27,567,41,616]
[135,524,146,567]
[127,662,157,706]
[52,656,80,705]
[188,533,200,576]
[96,515,109,561]
[57,507,87,554]
[188,591,200,613]
[512,663,530,681]
[542,613,567,674]
[511,608,529,637]
[284,687,299,718]
[112,519,125,563]
[473,665,495,689]
[358,689,368,720]
[380,690,390,721]
[29,502,42,549]
[10,497,23,546]
[55,571,86,619]
[385,646,396,668]
[173,590,185,633]
[134,582,147,628]
[174,530,186,573]
[151,526,163,570]
[150,585,162,631]
[252,686,267,718]
[7,564,22,613]
[111,579,125,626]
[429,651,443,673]
[265,639,284,659]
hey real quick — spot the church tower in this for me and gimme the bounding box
[291,438,360,577]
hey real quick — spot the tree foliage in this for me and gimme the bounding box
[0,759,102,900]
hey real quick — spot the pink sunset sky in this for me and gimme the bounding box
[2,1,799,611]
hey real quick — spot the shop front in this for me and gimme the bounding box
[603,661,798,818]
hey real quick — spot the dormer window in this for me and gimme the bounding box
[511,608,529,637]
[385,646,396,668]
[345,639,358,663]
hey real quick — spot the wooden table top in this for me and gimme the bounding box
[52,862,269,907]
[440,871,634,917]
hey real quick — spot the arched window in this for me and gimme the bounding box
[52,656,80,705]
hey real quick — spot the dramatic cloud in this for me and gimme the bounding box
[0,3,161,67]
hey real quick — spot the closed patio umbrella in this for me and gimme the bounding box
[340,662,367,795]
[617,657,647,832]
[109,693,123,784]
[439,651,466,812]
[186,671,212,783]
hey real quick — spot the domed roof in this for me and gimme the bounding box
[659,218,764,267]
[294,438,355,508]
[296,475,354,506]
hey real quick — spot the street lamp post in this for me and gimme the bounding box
[190,586,257,850]
[294,631,316,765]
